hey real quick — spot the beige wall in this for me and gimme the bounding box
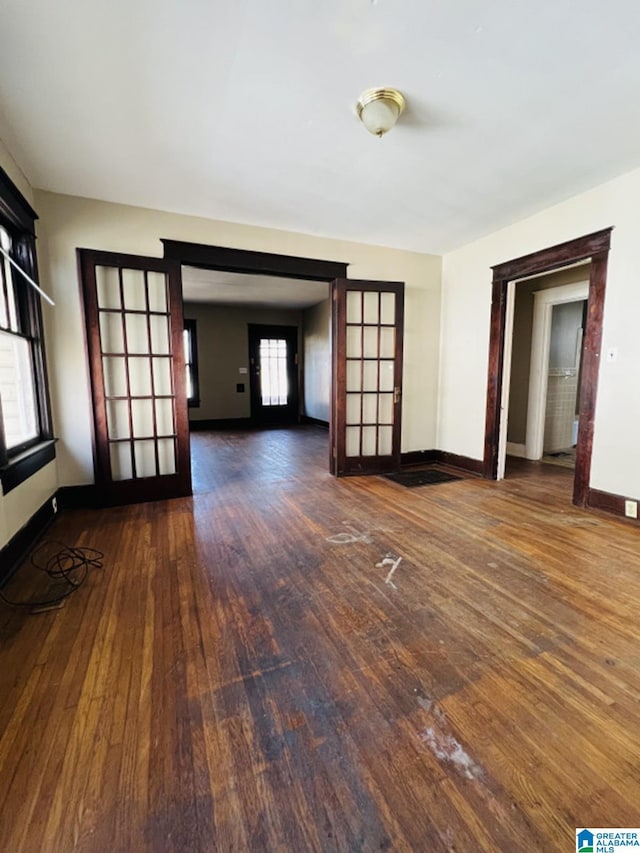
[302,298,331,422]
[0,140,58,550]
[440,166,640,500]
[184,302,302,421]
[34,190,442,486]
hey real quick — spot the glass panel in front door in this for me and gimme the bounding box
[259,338,289,406]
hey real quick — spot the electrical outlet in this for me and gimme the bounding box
[52,496,58,514]
[624,500,637,519]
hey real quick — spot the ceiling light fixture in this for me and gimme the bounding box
[356,87,405,137]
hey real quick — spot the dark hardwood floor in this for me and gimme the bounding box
[1,426,639,852]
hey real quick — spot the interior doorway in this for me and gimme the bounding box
[161,241,405,479]
[504,274,589,475]
[484,228,612,507]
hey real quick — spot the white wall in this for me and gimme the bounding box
[302,298,331,422]
[184,302,302,421]
[0,140,58,550]
[440,166,640,500]
[34,190,442,486]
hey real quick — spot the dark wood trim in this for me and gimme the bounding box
[301,415,329,429]
[0,164,38,235]
[0,440,56,495]
[57,484,100,510]
[0,496,56,587]
[573,251,608,506]
[483,228,613,508]
[491,229,612,282]
[588,488,639,523]
[161,240,348,282]
[436,451,483,476]
[401,449,438,467]
[189,417,253,431]
[483,277,509,479]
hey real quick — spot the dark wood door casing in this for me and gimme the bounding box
[483,228,612,507]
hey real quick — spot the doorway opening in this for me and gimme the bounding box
[484,228,612,507]
[504,269,589,478]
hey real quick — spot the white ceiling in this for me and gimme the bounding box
[182,267,329,308]
[1,1,640,253]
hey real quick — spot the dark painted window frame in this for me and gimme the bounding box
[0,166,55,494]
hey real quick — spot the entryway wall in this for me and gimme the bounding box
[506,264,591,457]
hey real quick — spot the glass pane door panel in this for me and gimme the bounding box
[380,292,395,325]
[152,358,172,395]
[131,399,154,437]
[380,327,395,359]
[128,357,152,396]
[100,313,124,353]
[362,426,377,456]
[346,394,361,425]
[110,442,133,480]
[96,267,121,309]
[379,393,394,424]
[346,361,361,392]
[363,394,377,424]
[147,272,168,312]
[150,315,170,354]
[346,326,362,358]
[103,357,127,397]
[363,361,378,392]
[134,440,156,477]
[363,327,378,358]
[346,426,360,457]
[158,438,176,475]
[379,361,394,392]
[363,291,379,324]
[125,314,149,354]
[106,400,130,439]
[379,426,393,455]
[346,291,362,323]
[122,269,146,310]
[155,398,174,435]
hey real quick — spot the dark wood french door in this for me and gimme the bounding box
[78,249,191,505]
[248,324,299,425]
[331,279,404,475]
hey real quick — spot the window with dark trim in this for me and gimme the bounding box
[0,167,54,494]
[183,319,200,407]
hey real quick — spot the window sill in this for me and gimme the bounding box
[0,439,57,495]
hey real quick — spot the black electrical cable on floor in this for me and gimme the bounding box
[0,541,104,610]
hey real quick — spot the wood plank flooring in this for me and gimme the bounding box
[1,426,640,852]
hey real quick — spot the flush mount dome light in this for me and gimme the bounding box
[356,87,406,137]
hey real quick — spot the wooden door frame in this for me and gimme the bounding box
[483,228,612,507]
[162,240,347,466]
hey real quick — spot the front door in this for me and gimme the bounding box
[331,279,404,475]
[78,249,191,505]
[248,324,299,425]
